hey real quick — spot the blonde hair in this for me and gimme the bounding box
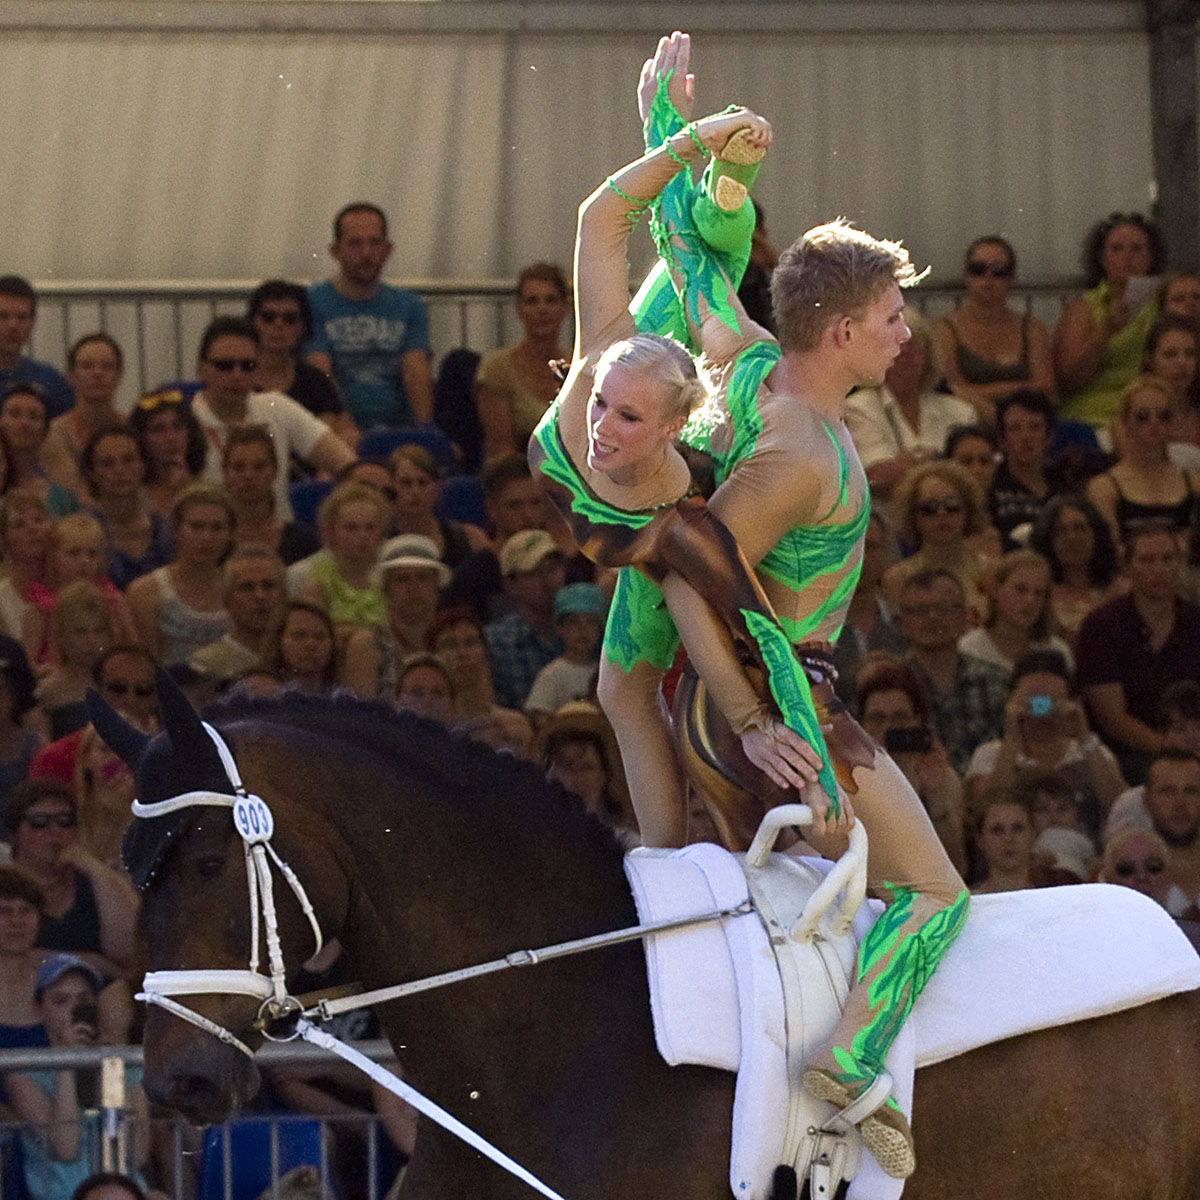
[983,548,1053,637]
[1100,826,1170,884]
[53,512,104,550]
[893,459,989,545]
[317,480,390,533]
[771,217,923,353]
[902,308,941,396]
[51,579,114,650]
[594,334,713,423]
[1118,372,1176,422]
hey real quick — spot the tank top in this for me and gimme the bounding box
[37,873,101,953]
[1060,283,1158,429]
[1107,470,1196,536]
[151,567,230,666]
[948,315,1031,385]
[310,554,386,629]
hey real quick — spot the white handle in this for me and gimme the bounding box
[745,800,869,942]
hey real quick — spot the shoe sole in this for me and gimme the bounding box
[802,1069,916,1180]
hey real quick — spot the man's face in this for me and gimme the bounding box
[1145,758,1200,845]
[226,561,284,637]
[198,334,258,408]
[1126,531,1183,603]
[504,555,566,618]
[331,209,393,289]
[844,283,910,388]
[999,405,1050,467]
[88,434,143,497]
[0,295,34,358]
[897,578,967,651]
[97,651,158,726]
[488,478,548,542]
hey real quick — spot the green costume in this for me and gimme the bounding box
[600,75,968,1179]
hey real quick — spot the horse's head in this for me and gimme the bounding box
[88,672,329,1124]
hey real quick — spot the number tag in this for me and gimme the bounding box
[233,794,274,843]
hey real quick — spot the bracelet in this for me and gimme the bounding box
[683,122,707,155]
[663,138,691,170]
[605,178,651,210]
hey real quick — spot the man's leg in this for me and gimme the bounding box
[804,749,968,1178]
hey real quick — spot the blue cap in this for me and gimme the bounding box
[34,952,104,998]
[554,582,607,621]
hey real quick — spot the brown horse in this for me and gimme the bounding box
[90,679,1200,1200]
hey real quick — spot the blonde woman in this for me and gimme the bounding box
[301,481,389,631]
[35,581,115,739]
[883,460,998,625]
[958,549,1074,675]
[1085,373,1200,547]
[126,483,234,664]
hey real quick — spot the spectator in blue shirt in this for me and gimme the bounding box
[306,203,434,429]
[0,277,73,419]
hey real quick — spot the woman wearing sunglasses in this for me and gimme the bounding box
[127,389,206,517]
[1100,826,1174,910]
[247,280,357,449]
[932,237,1056,424]
[1086,374,1200,547]
[884,459,997,626]
[2,779,137,978]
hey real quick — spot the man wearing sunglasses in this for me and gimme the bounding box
[191,316,354,517]
[306,203,434,430]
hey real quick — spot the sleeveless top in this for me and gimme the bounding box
[37,872,101,954]
[151,567,230,666]
[1060,283,1158,429]
[948,315,1031,385]
[1107,470,1196,536]
[310,554,386,629]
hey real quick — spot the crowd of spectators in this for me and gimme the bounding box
[0,201,1199,1196]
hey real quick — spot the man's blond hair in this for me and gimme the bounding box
[771,217,922,353]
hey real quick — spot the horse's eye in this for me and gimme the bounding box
[195,856,226,879]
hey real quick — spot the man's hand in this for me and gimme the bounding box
[638,31,695,127]
[740,717,823,790]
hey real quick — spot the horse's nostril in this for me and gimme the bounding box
[164,1073,227,1123]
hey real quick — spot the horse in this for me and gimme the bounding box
[91,677,1200,1200]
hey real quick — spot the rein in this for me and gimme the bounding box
[132,722,751,1200]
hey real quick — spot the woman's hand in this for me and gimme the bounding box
[690,107,773,159]
[638,30,695,126]
[740,717,823,790]
[1056,697,1090,741]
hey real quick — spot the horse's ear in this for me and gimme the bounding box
[85,687,151,770]
[155,667,212,760]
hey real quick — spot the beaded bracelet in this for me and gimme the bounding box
[663,138,691,170]
[605,177,651,209]
[683,122,707,155]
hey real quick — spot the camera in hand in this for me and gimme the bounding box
[1027,694,1053,718]
[884,725,933,754]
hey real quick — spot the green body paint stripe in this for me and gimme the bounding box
[741,608,837,808]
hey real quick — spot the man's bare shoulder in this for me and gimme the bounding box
[755,383,847,461]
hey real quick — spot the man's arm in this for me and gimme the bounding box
[1085,682,1163,756]
[401,349,434,424]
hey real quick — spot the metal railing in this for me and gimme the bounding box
[25,277,1082,413]
[0,1040,399,1200]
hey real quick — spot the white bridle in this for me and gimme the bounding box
[130,720,572,1200]
[132,722,323,1057]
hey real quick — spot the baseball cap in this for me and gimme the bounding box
[499,529,562,578]
[554,582,607,621]
[34,952,104,998]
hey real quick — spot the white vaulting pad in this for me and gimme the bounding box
[912,882,1200,1067]
[626,849,1200,1200]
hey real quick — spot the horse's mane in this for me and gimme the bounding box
[209,690,628,861]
